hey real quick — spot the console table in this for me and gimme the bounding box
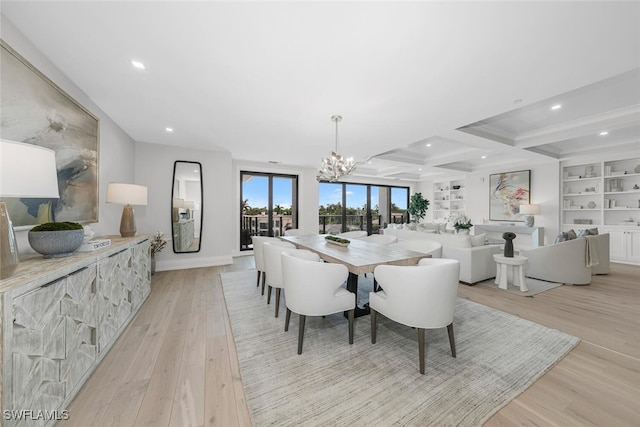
[0,235,150,427]
[474,224,544,249]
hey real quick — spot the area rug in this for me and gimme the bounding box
[476,276,564,297]
[221,270,579,427]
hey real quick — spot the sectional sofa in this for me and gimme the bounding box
[383,226,500,284]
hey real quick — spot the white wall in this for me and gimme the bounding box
[136,142,234,270]
[420,163,560,245]
[1,15,135,254]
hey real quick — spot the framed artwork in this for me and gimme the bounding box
[489,170,530,221]
[0,40,99,229]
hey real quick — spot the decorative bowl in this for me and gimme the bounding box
[28,229,84,258]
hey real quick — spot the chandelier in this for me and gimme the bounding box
[317,115,357,182]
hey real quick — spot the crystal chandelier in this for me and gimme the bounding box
[317,115,357,182]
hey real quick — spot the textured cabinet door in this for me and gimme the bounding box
[131,239,151,309]
[97,248,132,352]
[61,264,98,396]
[11,277,67,427]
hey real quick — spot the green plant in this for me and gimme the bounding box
[325,235,350,244]
[451,213,473,230]
[31,221,83,231]
[408,193,430,222]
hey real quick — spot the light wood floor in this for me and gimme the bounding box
[63,258,640,426]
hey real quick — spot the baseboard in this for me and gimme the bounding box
[156,255,233,272]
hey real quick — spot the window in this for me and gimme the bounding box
[319,182,409,234]
[240,172,298,250]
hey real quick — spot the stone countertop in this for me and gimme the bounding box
[0,235,149,295]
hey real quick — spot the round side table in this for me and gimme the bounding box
[493,254,528,292]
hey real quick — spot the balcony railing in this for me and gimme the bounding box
[318,213,407,234]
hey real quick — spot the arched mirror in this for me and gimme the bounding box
[171,161,203,253]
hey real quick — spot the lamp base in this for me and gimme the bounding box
[524,215,535,227]
[120,204,137,237]
[1,201,20,279]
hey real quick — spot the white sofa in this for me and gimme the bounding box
[519,233,610,285]
[383,227,501,284]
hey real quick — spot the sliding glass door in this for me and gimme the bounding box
[319,182,409,235]
[240,172,298,250]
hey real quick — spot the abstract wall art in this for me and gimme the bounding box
[0,40,99,228]
[489,170,530,221]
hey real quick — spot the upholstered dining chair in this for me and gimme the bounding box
[359,234,398,245]
[262,240,297,317]
[393,239,443,258]
[370,258,460,374]
[251,236,281,295]
[284,228,315,236]
[337,230,368,239]
[281,250,356,354]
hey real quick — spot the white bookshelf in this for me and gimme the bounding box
[433,179,465,222]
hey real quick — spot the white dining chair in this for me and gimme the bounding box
[337,230,367,239]
[262,240,296,317]
[281,250,356,354]
[393,239,443,258]
[370,258,460,374]
[284,229,315,236]
[359,234,398,245]
[251,236,281,295]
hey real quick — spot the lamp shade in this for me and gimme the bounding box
[183,200,195,209]
[0,139,60,198]
[519,204,541,215]
[106,183,148,206]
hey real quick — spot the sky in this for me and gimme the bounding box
[242,175,407,211]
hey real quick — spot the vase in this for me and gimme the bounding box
[503,232,516,257]
[457,229,469,235]
[151,255,156,275]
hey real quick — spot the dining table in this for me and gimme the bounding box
[280,234,429,317]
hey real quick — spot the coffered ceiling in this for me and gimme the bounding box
[1,1,639,181]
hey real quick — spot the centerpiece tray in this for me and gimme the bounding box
[324,236,350,247]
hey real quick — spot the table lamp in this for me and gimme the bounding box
[106,183,148,237]
[519,204,540,227]
[0,139,60,279]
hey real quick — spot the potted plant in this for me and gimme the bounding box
[150,230,168,275]
[408,192,430,227]
[451,213,473,234]
[28,221,85,258]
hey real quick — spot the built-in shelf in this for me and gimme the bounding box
[432,179,465,222]
[561,157,640,265]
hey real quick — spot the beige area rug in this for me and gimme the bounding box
[221,270,579,427]
[476,276,564,297]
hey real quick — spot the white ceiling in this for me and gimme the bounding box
[2,1,639,181]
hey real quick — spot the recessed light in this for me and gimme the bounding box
[165,127,174,132]
[426,143,432,147]
[418,168,422,171]
[551,104,562,110]
[599,131,608,136]
[481,155,487,159]
[131,60,146,70]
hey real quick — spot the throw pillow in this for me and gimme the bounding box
[587,228,599,235]
[470,233,486,247]
[566,229,577,240]
[554,232,568,243]
[577,229,589,238]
